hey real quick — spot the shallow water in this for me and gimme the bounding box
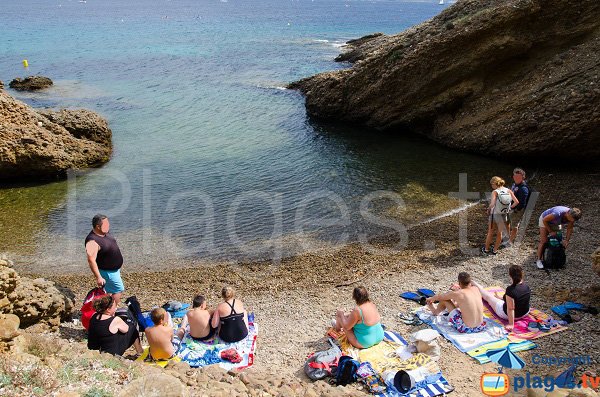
[0,0,511,273]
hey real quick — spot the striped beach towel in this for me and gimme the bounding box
[416,307,506,353]
[379,331,453,397]
[466,338,536,364]
[328,328,453,397]
[482,287,567,339]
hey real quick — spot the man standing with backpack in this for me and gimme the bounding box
[507,168,530,245]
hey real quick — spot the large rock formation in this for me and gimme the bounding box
[290,0,600,161]
[0,258,75,329]
[9,75,53,91]
[0,90,112,181]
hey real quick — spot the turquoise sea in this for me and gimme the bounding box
[0,0,511,273]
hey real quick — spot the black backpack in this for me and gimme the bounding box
[336,355,360,386]
[544,244,566,269]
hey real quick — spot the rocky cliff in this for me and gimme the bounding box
[0,258,74,329]
[290,0,600,161]
[0,90,112,181]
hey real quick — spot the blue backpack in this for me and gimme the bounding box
[336,355,360,386]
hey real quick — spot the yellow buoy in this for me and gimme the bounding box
[22,59,29,68]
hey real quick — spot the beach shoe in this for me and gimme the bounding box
[220,348,242,363]
[535,260,545,269]
[398,313,423,326]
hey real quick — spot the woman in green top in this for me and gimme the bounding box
[333,286,384,349]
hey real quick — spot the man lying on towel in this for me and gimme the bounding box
[146,308,177,360]
[426,272,487,334]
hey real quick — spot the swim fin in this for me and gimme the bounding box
[417,288,435,298]
[400,292,426,306]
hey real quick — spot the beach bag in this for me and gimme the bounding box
[81,287,106,330]
[544,244,566,269]
[495,188,512,213]
[125,296,152,331]
[304,346,341,381]
[336,355,360,386]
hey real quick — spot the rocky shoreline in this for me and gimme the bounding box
[2,170,592,396]
[289,0,600,162]
[0,85,113,182]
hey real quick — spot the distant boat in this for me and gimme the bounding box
[439,0,444,4]
[79,0,86,3]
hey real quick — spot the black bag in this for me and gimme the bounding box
[543,244,566,269]
[336,355,360,386]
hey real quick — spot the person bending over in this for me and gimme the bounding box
[211,286,249,343]
[178,295,216,342]
[472,265,530,332]
[426,272,486,334]
[87,295,143,356]
[536,206,582,269]
[334,286,384,349]
[145,308,177,360]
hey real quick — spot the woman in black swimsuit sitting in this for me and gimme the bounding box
[87,295,143,356]
[211,286,248,343]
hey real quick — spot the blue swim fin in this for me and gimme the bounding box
[417,288,435,298]
[400,292,427,305]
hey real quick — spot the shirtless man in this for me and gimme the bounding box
[425,272,486,333]
[145,308,175,360]
[177,295,215,341]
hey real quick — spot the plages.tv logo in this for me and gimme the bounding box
[481,373,510,396]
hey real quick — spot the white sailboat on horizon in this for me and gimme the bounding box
[439,0,444,4]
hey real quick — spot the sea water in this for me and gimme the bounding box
[0,0,510,273]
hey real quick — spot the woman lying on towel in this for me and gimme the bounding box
[472,265,531,332]
[333,286,384,349]
[211,286,249,343]
[87,295,143,356]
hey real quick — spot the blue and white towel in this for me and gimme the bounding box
[175,312,258,370]
[379,330,454,397]
[416,307,506,353]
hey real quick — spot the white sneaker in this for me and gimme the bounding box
[536,260,544,269]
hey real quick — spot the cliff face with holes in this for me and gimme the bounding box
[290,0,600,161]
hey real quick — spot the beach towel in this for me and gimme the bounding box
[327,328,453,397]
[136,347,182,368]
[482,287,567,339]
[415,308,506,353]
[176,312,257,370]
[466,338,536,364]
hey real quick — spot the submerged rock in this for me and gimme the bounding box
[9,75,53,91]
[0,90,112,181]
[290,0,600,161]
